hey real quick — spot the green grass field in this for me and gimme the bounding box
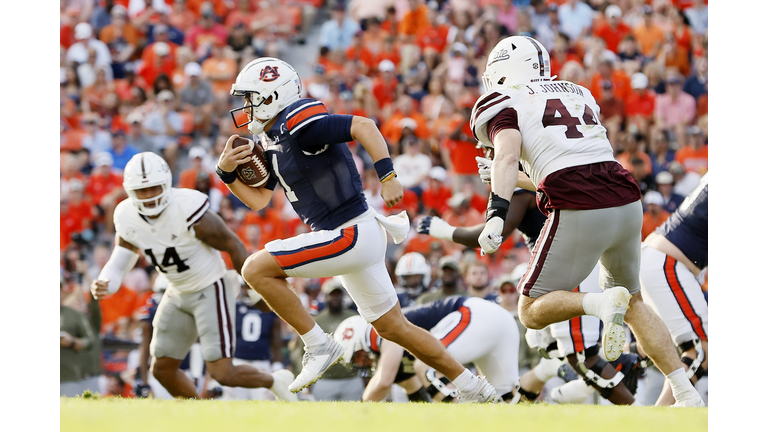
[61,398,707,432]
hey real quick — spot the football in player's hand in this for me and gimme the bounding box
[232,137,270,187]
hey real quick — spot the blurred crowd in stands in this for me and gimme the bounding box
[60,0,707,400]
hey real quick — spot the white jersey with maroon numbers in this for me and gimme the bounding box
[470,81,616,187]
[114,188,228,294]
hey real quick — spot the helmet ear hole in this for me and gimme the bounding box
[497,77,506,85]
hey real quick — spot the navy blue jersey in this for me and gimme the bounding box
[514,188,548,250]
[402,296,467,331]
[656,175,708,270]
[139,293,191,370]
[262,99,368,231]
[233,302,277,361]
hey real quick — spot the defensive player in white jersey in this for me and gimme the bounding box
[89,152,297,401]
[471,35,703,407]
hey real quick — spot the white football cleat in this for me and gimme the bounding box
[456,377,497,403]
[288,335,344,393]
[672,392,706,408]
[599,287,631,362]
[269,369,299,402]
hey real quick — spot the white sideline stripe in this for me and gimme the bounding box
[519,214,556,290]
[286,100,322,119]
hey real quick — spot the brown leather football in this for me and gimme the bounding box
[232,137,270,187]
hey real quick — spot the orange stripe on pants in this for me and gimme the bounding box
[441,306,471,347]
[273,227,356,269]
[664,257,707,340]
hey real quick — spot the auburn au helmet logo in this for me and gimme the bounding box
[260,66,280,82]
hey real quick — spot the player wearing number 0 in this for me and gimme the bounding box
[472,35,703,407]
[89,152,297,401]
[218,57,496,402]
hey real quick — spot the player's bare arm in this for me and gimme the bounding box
[452,193,534,248]
[218,134,274,211]
[350,116,404,208]
[478,128,523,254]
[90,235,140,300]
[362,340,405,402]
[192,210,249,273]
[517,171,536,191]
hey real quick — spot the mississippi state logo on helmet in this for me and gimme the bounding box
[259,65,280,82]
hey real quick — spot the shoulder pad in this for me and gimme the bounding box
[285,98,329,135]
[470,89,519,145]
[173,188,210,229]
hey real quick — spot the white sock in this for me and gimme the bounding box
[667,367,696,400]
[452,369,479,392]
[533,357,563,382]
[300,324,327,349]
[582,293,603,318]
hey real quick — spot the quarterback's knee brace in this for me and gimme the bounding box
[424,368,457,402]
[574,350,625,399]
[679,338,707,381]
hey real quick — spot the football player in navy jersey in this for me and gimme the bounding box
[334,296,519,403]
[639,174,708,406]
[221,279,286,400]
[217,57,496,402]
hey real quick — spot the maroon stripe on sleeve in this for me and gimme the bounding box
[487,107,520,142]
[187,199,210,222]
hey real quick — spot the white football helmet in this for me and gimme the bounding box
[482,36,552,91]
[230,57,302,135]
[395,252,431,298]
[123,152,173,217]
[333,315,377,366]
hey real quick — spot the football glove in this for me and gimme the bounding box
[476,156,492,185]
[416,216,457,240]
[478,216,504,254]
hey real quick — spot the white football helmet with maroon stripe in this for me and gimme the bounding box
[123,152,172,216]
[395,252,431,298]
[482,36,552,91]
[230,57,302,135]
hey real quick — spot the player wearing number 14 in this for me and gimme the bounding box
[90,152,297,401]
[472,36,703,407]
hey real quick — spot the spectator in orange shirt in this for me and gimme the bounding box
[626,72,656,138]
[421,166,452,216]
[345,30,376,74]
[415,6,450,70]
[641,191,670,240]
[372,59,400,111]
[398,0,430,41]
[656,32,690,77]
[675,126,708,175]
[184,8,229,61]
[168,0,197,32]
[240,206,287,246]
[86,152,126,234]
[596,81,625,147]
[374,36,401,74]
[617,132,652,176]
[442,193,484,232]
[380,95,431,146]
[441,100,482,193]
[178,146,212,190]
[99,5,139,78]
[142,24,179,73]
[137,42,176,94]
[549,32,582,79]
[201,41,238,96]
[361,17,389,61]
[633,5,665,58]
[593,4,631,54]
[589,57,631,104]
[60,179,96,251]
[225,0,257,30]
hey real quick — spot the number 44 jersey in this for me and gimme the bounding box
[470,80,616,188]
[114,188,227,294]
